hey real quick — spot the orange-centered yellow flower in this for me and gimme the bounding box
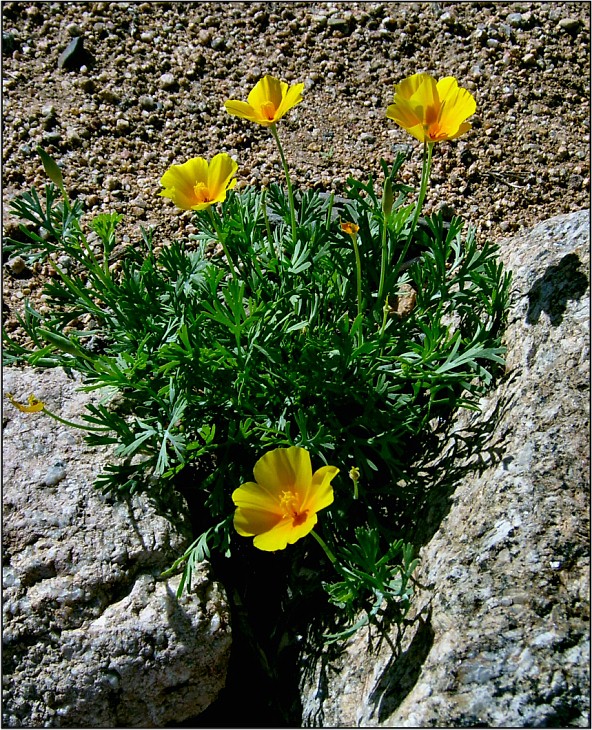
[386,73,476,143]
[224,75,305,127]
[159,153,238,211]
[232,446,339,551]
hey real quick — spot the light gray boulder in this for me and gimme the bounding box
[300,210,590,727]
[2,367,231,727]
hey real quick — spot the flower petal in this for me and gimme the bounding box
[233,507,282,537]
[252,446,313,500]
[394,72,433,101]
[436,78,476,138]
[224,100,261,123]
[386,98,424,135]
[305,465,338,513]
[159,157,209,210]
[248,75,287,115]
[232,480,281,512]
[207,153,238,202]
[253,511,318,551]
[274,82,305,121]
[447,121,472,140]
[408,75,439,126]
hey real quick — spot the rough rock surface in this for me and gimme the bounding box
[2,367,231,727]
[299,210,590,727]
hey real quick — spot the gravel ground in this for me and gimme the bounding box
[2,1,590,334]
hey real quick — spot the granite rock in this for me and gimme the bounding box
[2,367,231,727]
[299,210,590,727]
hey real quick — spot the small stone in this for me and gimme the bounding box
[98,88,120,105]
[211,37,226,51]
[2,32,16,55]
[558,17,582,34]
[57,36,87,71]
[311,14,327,29]
[7,256,27,275]
[80,78,95,94]
[439,11,457,25]
[327,16,350,34]
[159,72,177,90]
[116,118,130,134]
[104,176,120,191]
[66,23,83,37]
[44,464,67,487]
[65,127,82,146]
[140,31,154,42]
[522,53,537,67]
[360,132,376,144]
[506,13,523,28]
[139,95,157,111]
[42,131,61,145]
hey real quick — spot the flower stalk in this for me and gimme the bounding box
[341,222,364,346]
[269,123,297,245]
[392,140,433,289]
[208,207,238,281]
[310,529,337,564]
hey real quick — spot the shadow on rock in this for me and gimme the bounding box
[526,252,589,326]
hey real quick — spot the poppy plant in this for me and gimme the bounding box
[386,73,476,143]
[232,446,339,551]
[224,75,304,127]
[159,153,238,211]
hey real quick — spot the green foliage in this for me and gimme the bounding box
[3,148,511,640]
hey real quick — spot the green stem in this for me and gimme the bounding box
[310,529,337,564]
[377,213,389,308]
[261,188,277,260]
[350,231,363,346]
[42,407,110,432]
[379,297,390,339]
[208,207,238,280]
[269,123,297,245]
[391,141,433,288]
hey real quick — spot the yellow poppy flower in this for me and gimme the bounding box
[6,392,45,413]
[224,75,305,127]
[159,153,238,211]
[386,73,476,143]
[232,446,339,551]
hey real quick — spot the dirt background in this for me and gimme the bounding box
[2,1,591,332]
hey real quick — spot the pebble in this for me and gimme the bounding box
[139,95,157,111]
[327,16,351,33]
[506,13,523,28]
[558,18,582,34]
[159,72,177,90]
[7,256,27,275]
[57,36,86,71]
[116,118,130,134]
[42,131,61,144]
[44,464,67,487]
[104,176,120,191]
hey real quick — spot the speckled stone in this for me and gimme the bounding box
[299,210,590,728]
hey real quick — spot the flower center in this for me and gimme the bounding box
[426,122,448,141]
[279,490,309,526]
[260,101,277,120]
[193,181,211,203]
